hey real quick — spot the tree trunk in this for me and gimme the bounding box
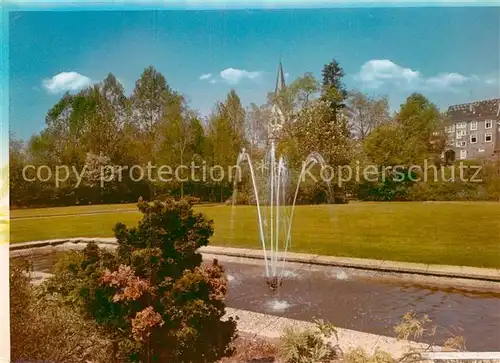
[111,340,119,363]
[180,152,184,199]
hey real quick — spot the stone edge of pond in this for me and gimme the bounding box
[200,246,500,283]
[9,238,500,283]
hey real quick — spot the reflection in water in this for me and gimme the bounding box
[336,270,348,280]
[267,299,291,312]
[222,262,500,351]
[282,270,298,278]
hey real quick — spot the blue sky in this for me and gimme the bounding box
[7,6,500,140]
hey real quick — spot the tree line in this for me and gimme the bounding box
[9,60,500,207]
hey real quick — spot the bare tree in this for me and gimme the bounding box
[345,91,390,141]
[245,103,270,152]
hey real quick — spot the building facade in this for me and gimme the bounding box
[445,99,500,161]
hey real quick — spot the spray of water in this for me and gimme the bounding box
[232,142,331,287]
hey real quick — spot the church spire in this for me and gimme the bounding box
[274,59,286,95]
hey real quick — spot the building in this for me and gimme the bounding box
[445,98,500,161]
[268,60,287,141]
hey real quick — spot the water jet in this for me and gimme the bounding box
[231,99,331,290]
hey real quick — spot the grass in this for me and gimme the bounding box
[9,202,500,268]
[11,203,138,218]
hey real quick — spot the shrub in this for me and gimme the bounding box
[46,198,237,362]
[279,319,340,363]
[220,336,279,363]
[10,258,115,363]
[393,310,466,356]
[357,168,416,201]
[344,348,395,363]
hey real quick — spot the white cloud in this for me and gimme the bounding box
[199,73,212,80]
[219,68,263,85]
[425,73,469,89]
[356,59,420,89]
[209,78,217,84]
[42,71,92,93]
[354,59,495,93]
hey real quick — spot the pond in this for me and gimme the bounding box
[16,250,500,352]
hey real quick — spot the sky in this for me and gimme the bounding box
[7,5,500,140]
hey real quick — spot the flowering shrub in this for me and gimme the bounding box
[47,198,237,362]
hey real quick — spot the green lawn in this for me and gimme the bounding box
[10,202,500,268]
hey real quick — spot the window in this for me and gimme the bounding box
[470,121,478,131]
[447,139,455,146]
[456,122,467,129]
[457,140,466,147]
[445,125,455,133]
[485,120,493,129]
[470,134,477,143]
[460,150,467,160]
[456,130,467,138]
[485,133,493,142]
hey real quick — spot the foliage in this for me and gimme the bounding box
[344,348,395,363]
[220,336,280,363]
[11,61,498,207]
[321,59,348,114]
[205,90,247,202]
[345,91,390,141]
[45,198,237,362]
[364,93,445,167]
[482,157,500,201]
[279,319,340,363]
[394,310,466,359]
[292,100,352,167]
[10,258,116,363]
[407,180,490,201]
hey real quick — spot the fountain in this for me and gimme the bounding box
[232,103,331,290]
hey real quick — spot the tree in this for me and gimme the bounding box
[361,94,447,201]
[81,152,121,203]
[293,100,352,167]
[206,90,246,202]
[483,157,500,201]
[47,198,237,362]
[345,91,390,141]
[363,122,407,166]
[130,66,171,135]
[130,66,176,164]
[43,92,85,166]
[245,103,270,153]
[321,59,348,114]
[97,74,130,160]
[9,133,26,206]
[101,73,129,131]
[396,93,446,165]
[289,72,320,110]
[364,93,445,166]
[160,97,205,198]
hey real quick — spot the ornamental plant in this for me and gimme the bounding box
[47,198,237,362]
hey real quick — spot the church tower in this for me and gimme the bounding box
[274,60,287,95]
[269,60,287,141]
